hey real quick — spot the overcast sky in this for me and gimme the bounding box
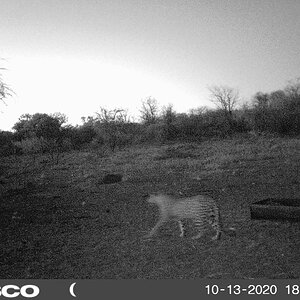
[1,0,300,130]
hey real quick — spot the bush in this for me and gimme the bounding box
[0,131,15,156]
[68,125,96,149]
[93,122,140,151]
[13,137,46,157]
[250,83,300,135]
[137,123,165,143]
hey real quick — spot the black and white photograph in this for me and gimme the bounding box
[0,0,300,282]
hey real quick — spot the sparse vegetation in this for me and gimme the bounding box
[1,77,300,158]
[0,136,299,279]
[0,65,13,106]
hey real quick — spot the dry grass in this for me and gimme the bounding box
[0,136,299,278]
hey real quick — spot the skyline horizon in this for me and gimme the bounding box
[1,0,300,131]
[1,60,298,132]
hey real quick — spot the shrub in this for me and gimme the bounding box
[0,131,15,156]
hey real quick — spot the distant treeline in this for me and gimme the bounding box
[1,78,300,159]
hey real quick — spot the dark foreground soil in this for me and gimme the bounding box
[1,137,299,279]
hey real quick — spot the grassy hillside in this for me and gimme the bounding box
[0,136,299,279]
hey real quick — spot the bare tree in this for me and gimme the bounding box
[95,107,129,123]
[94,107,132,151]
[208,85,239,125]
[0,76,13,106]
[284,77,300,100]
[189,106,208,116]
[139,97,159,124]
[0,59,14,106]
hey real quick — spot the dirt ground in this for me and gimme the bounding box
[1,136,299,279]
